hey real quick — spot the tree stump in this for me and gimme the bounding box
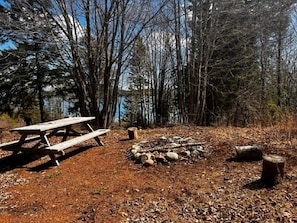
[128,127,138,140]
[235,145,263,160]
[261,154,285,187]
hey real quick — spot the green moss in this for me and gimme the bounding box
[46,172,61,179]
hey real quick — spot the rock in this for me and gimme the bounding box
[134,152,141,159]
[170,143,179,147]
[183,137,193,142]
[140,154,148,163]
[146,153,153,160]
[144,159,154,166]
[190,146,204,157]
[172,136,182,141]
[131,145,141,151]
[131,149,138,155]
[180,150,191,157]
[139,153,153,164]
[189,145,204,152]
[165,152,179,161]
[191,150,200,157]
[155,154,167,163]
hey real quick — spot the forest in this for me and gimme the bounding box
[1,0,297,128]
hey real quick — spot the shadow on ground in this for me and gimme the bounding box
[243,179,270,190]
[0,153,44,173]
[28,146,93,172]
[0,146,94,173]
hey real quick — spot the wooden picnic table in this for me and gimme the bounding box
[0,117,110,166]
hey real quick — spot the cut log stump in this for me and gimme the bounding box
[235,145,263,161]
[128,127,138,140]
[261,154,285,187]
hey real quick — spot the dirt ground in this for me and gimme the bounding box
[0,125,297,223]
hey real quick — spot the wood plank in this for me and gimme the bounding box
[10,117,95,133]
[0,135,45,150]
[45,129,110,152]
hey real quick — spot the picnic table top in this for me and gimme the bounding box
[10,117,96,133]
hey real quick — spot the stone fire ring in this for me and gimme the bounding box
[127,136,207,166]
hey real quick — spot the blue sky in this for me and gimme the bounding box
[0,0,16,51]
[0,40,15,51]
[0,0,9,8]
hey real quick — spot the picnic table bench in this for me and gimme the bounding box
[0,117,110,166]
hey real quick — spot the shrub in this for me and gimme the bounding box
[0,113,18,129]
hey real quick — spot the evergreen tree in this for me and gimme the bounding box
[0,0,71,121]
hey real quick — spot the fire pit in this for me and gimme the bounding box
[127,136,208,166]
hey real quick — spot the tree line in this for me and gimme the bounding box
[1,0,297,128]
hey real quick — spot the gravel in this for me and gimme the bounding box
[0,151,28,210]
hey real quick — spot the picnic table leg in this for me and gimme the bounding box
[49,153,60,166]
[39,132,60,166]
[12,150,19,155]
[11,134,29,155]
[61,126,71,142]
[61,126,81,142]
[68,128,82,136]
[40,132,51,146]
[86,124,104,146]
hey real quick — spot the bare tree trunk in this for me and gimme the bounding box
[188,1,198,124]
[190,1,215,125]
[173,0,186,123]
[83,0,100,125]
[36,0,169,128]
[35,49,45,122]
[276,30,282,107]
[259,38,266,125]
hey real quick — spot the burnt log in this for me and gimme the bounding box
[261,154,285,187]
[235,145,263,161]
[138,142,205,153]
